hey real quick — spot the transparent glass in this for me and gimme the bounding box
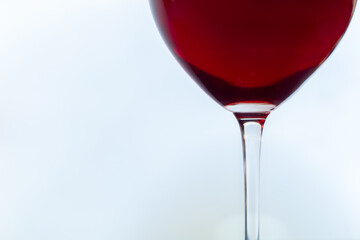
[149,0,357,239]
[235,113,267,240]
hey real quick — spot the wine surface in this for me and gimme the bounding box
[151,0,356,107]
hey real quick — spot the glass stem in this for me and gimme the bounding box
[235,113,267,240]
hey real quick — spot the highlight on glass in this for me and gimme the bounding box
[149,0,357,239]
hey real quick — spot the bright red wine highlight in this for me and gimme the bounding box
[151,0,356,107]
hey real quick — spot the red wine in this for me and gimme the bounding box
[151,0,356,107]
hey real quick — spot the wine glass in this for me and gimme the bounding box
[149,0,357,239]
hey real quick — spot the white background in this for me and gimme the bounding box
[0,1,359,239]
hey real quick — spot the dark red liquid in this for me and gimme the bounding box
[151,0,356,107]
